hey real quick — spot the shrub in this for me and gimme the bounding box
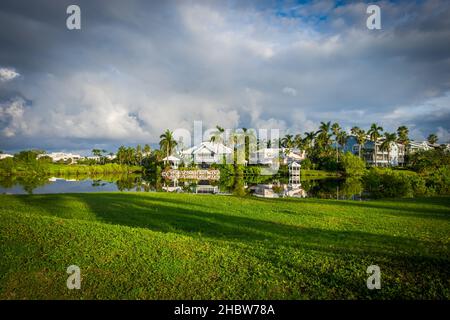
[363,168,427,198]
[340,152,366,177]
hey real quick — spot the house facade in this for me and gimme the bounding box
[179,142,233,167]
[251,148,306,166]
[0,153,13,160]
[343,135,406,167]
[38,152,82,163]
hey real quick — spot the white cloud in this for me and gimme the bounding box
[0,97,27,137]
[0,67,20,82]
[282,87,297,96]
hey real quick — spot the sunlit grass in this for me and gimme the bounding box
[0,193,449,299]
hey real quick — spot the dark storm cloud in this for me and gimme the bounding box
[0,0,450,154]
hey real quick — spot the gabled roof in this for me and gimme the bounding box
[181,142,232,155]
[162,155,181,161]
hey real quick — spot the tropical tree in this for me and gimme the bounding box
[368,123,384,166]
[397,126,409,145]
[143,144,151,157]
[210,125,225,144]
[116,146,127,164]
[355,129,367,158]
[351,126,366,158]
[380,132,397,167]
[428,133,438,145]
[293,134,303,149]
[281,134,294,149]
[315,121,332,154]
[303,131,316,152]
[159,129,178,159]
[331,122,341,161]
[336,131,348,162]
[136,144,143,165]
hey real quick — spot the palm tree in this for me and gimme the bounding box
[159,129,178,159]
[350,126,366,158]
[281,134,294,149]
[136,144,143,165]
[356,129,367,158]
[116,146,126,164]
[316,121,332,153]
[303,131,316,151]
[380,132,397,166]
[336,131,348,161]
[427,133,438,145]
[210,125,225,144]
[397,126,409,145]
[331,122,341,161]
[368,123,383,166]
[144,144,151,156]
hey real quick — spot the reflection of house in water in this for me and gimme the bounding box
[251,182,307,198]
[162,178,183,193]
[193,180,219,194]
[288,161,301,187]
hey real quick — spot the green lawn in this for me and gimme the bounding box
[0,193,449,299]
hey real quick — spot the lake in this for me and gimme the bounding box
[0,174,367,200]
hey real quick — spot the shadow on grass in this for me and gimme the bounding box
[13,193,450,265]
[256,196,450,222]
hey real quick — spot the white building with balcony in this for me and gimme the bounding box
[180,142,233,167]
[0,153,13,160]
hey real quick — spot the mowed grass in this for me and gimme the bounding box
[0,193,449,299]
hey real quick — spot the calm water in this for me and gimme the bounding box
[0,174,366,199]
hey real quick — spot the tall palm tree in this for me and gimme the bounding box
[368,123,383,166]
[350,126,366,158]
[331,122,341,161]
[159,129,178,159]
[380,132,397,167]
[356,129,367,158]
[143,144,151,157]
[427,133,438,145]
[396,126,409,145]
[396,126,409,167]
[336,131,348,161]
[293,134,303,149]
[210,125,225,144]
[303,131,316,151]
[316,121,332,152]
[281,134,294,149]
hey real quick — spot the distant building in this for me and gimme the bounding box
[38,152,82,163]
[342,135,406,167]
[179,142,233,167]
[408,141,433,154]
[251,148,306,166]
[0,153,13,160]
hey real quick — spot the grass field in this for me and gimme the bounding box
[0,193,449,299]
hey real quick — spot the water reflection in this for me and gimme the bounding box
[0,173,366,200]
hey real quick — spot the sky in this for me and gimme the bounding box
[0,0,449,155]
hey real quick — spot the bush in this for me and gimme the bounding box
[340,152,366,177]
[363,168,427,198]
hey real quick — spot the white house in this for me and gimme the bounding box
[252,148,306,165]
[38,152,82,163]
[180,142,233,167]
[408,141,433,154]
[0,153,13,160]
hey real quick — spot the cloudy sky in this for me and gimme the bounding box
[0,0,449,154]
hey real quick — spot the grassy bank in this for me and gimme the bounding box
[0,162,143,176]
[301,169,341,178]
[0,193,449,299]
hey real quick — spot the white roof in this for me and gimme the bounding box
[288,161,301,167]
[162,155,181,161]
[181,142,232,155]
